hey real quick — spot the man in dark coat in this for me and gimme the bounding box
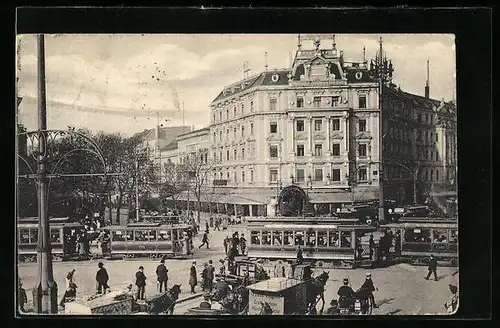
[206,260,215,292]
[199,231,210,249]
[425,255,438,281]
[223,236,229,255]
[156,259,169,293]
[369,234,375,260]
[232,232,240,256]
[189,260,198,293]
[239,234,247,256]
[201,263,208,291]
[337,278,355,309]
[361,273,378,308]
[135,266,147,300]
[96,262,110,294]
[297,246,304,265]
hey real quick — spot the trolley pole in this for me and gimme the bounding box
[377,37,386,223]
[32,34,58,314]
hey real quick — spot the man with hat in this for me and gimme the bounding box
[214,276,230,300]
[337,278,355,309]
[325,299,340,315]
[95,262,110,294]
[425,255,438,281]
[239,233,247,256]
[135,266,147,300]
[189,260,198,294]
[156,259,169,293]
[361,273,378,308]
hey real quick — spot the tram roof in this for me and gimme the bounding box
[255,223,375,230]
[17,217,72,224]
[105,223,191,229]
[247,217,359,224]
[18,222,83,229]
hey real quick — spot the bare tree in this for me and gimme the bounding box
[160,161,189,210]
[183,149,215,224]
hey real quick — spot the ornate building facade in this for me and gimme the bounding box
[162,35,457,216]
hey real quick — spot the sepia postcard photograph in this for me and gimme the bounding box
[16,32,458,316]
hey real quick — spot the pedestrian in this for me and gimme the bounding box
[206,260,215,292]
[60,281,78,308]
[95,262,110,294]
[445,284,459,314]
[201,263,208,291]
[205,220,209,232]
[232,232,240,256]
[156,259,169,293]
[135,266,147,300]
[66,269,76,289]
[361,272,378,308]
[223,236,229,255]
[18,279,27,313]
[239,233,247,256]
[189,260,198,293]
[369,234,375,260]
[425,255,438,281]
[297,246,304,265]
[199,230,210,249]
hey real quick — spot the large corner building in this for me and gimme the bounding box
[164,35,457,217]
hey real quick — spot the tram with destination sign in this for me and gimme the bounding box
[380,218,458,265]
[106,222,193,259]
[17,217,85,262]
[246,217,376,269]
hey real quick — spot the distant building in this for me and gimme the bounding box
[162,34,457,216]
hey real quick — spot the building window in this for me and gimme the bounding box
[226,109,229,119]
[234,172,237,183]
[332,168,341,181]
[213,152,217,162]
[436,170,439,181]
[213,132,216,142]
[436,132,439,142]
[234,149,237,160]
[227,172,229,180]
[270,98,277,111]
[213,114,216,122]
[241,126,245,137]
[241,104,245,114]
[313,96,321,107]
[233,127,237,139]
[250,123,254,135]
[358,95,367,108]
[332,118,340,131]
[296,169,305,182]
[269,145,278,158]
[242,148,245,159]
[332,143,341,156]
[297,97,304,108]
[226,150,230,161]
[233,107,236,117]
[358,144,367,157]
[314,119,323,131]
[242,171,245,182]
[314,144,323,156]
[358,119,367,132]
[219,152,222,162]
[430,170,434,181]
[219,131,222,141]
[220,112,222,121]
[314,168,323,182]
[296,120,305,132]
[213,173,217,181]
[270,122,278,134]
[227,129,229,138]
[270,169,278,182]
[331,96,339,107]
[358,168,367,181]
[296,144,305,157]
[250,101,254,112]
[250,170,254,182]
[436,151,439,161]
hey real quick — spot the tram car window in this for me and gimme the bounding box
[283,231,293,246]
[250,231,261,245]
[449,230,458,244]
[404,228,431,243]
[272,231,282,246]
[261,231,271,245]
[306,230,316,247]
[317,231,328,247]
[329,231,340,247]
[340,231,352,248]
[51,229,61,243]
[146,230,157,241]
[112,230,126,242]
[432,230,448,243]
[295,231,305,246]
[19,229,30,244]
[134,231,147,241]
[159,230,172,241]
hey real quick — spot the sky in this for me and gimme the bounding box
[16,34,456,136]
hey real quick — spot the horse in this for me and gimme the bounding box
[146,284,182,315]
[259,301,273,315]
[306,271,329,315]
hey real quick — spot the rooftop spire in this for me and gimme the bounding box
[363,46,366,63]
[425,59,430,98]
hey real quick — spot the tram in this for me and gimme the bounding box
[380,217,458,266]
[141,215,181,225]
[17,217,85,262]
[246,217,376,269]
[106,222,193,259]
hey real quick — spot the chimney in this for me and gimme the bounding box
[425,59,430,99]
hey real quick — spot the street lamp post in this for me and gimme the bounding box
[32,34,58,314]
[275,179,282,215]
[304,174,312,216]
